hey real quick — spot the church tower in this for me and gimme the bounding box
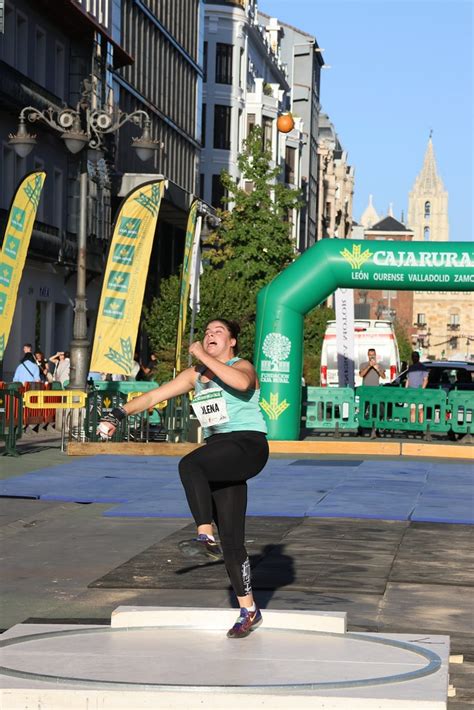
[407,136,449,242]
[359,194,380,228]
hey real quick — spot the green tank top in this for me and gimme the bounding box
[194,357,267,438]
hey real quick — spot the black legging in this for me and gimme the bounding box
[178,430,269,598]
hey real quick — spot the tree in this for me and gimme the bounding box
[393,320,413,368]
[303,305,335,385]
[207,125,302,288]
[143,124,303,369]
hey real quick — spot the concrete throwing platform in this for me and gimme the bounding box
[0,607,450,709]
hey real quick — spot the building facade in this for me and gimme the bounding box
[260,12,324,251]
[200,0,305,248]
[353,215,415,331]
[317,113,354,240]
[407,136,449,243]
[1,0,205,379]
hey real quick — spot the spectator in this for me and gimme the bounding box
[405,351,428,424]
[138,352,158,381]
[49,351,70,385]
[129,352,141,381]
[34,350,52,383]
[13,353,41,383]
[359,348,386,386]
[405,351,428,389]
[23,343,33,355]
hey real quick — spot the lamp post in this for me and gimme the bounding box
[9,77,160,389]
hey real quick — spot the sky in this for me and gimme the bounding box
[260,0,473,242]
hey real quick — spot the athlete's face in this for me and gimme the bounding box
[203,321,236,359]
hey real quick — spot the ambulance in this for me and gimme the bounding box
[320,320,400,387]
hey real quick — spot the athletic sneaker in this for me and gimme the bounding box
[178,533,223,561]
[227,607,262,639]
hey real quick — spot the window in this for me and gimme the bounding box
[239,47,244,88]
[213,105,231,149]
[215,42,233,84]
[53,169,63,229]
[449,313,460,326]
[15,11,28,74]
[54,42,65,98]
[35,27,46,85]
[247,113,256,137]
[203,41,208,82]
[423,226,430,241]
[424,201,431,219]
[285,146,296,184]
[211,174,227,208]
[2,4,15,65]
[199,173,205,199]
[417,313,426,326]
[382,290,396,299]
[34,158,45,222]
[262,116,273,150]
[201,103,206,147]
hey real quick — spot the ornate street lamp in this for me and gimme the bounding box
[9,77,161,389]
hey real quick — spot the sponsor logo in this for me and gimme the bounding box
[0,263,13,288]
[261,332,291,384]
[118,217,141,238]
[10,207,26,232]
[372,250,473,268]
[260,392,290,420]
[112,244,135,266]
[0,292,7,316]
[103,297,126,319]
[4,235,20,260]
[107,270,130,293]
[340,244,373,269]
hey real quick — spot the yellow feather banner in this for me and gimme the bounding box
[0,171,46,360]
[90,179,165,375]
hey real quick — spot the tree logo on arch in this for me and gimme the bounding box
[261,332,292,384]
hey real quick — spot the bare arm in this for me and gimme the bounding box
[359,363,371,377]
[189,342,256,391]
[122,368,196,416]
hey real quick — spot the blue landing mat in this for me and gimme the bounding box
[0,455,472,523]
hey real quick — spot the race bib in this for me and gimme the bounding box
[191,387,230,428]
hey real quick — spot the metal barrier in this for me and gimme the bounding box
[23,390,87,409]
[0,384,23,456]
[356,386,450,439]
[303,387,357,435]
[448,390,474,439]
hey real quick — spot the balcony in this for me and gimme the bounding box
[447,323,460,331]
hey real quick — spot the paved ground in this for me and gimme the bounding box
[0,432,473,707]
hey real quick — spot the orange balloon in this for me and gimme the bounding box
[277,113,295,133]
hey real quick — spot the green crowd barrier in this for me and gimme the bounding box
[303,387,357,434]
[356,386,450,436]
[86,381,168,442]
[448,390,474,437]
[0,384,23,457]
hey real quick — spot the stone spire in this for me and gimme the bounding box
[412,136,445,194]
[360,194,380,228]
[407,135,449,242]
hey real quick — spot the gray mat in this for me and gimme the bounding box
[88,518,474,594]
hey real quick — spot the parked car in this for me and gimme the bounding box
[387,360,474,391]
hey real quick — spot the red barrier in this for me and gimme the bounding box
[0,382,63,428]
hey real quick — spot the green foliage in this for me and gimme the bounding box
[303,305,335,385]
[142,125,335,377]
[208,125,302,288]
[393,319,413,367]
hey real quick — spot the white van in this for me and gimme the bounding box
[320,320,400,387]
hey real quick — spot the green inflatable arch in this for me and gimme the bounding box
[255,239,474,440]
